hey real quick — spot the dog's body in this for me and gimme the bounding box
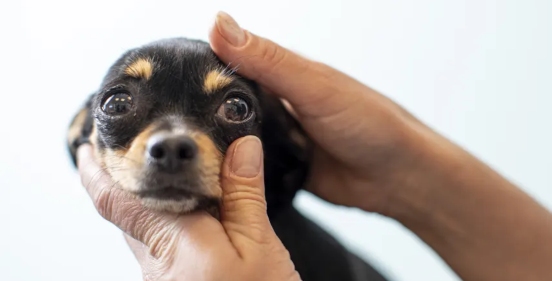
[67,38,389,281]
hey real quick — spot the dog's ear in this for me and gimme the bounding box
[256,88,313,216]
[67,94,95,168]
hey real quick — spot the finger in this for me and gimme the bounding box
[280,98,299,120]
[258,86,299,119]
[219,136,275,249]
[208,11,365,118]
[76,144,222,258]
[123,233,172,281]
[124,233,149,262]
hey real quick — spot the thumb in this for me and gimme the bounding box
[220,135,274,246]
[209,11,357,115]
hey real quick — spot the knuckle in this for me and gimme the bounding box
[224,188,267,209]
[221,182,268,216]
[261,41,285,66]
[93,187,116,221]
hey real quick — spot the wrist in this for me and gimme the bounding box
[379,120,552,281]
[379,122,475,227]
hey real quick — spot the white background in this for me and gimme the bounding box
[1,0,551,280]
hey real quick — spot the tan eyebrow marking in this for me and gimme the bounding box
[203,69,233,94]
[124,58,154,80]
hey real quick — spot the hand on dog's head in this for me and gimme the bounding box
[67,38,311,217]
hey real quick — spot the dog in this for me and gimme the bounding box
[67,37,389,281]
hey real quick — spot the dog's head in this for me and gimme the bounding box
[67,38,311,217]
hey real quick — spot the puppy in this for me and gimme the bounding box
[67,38,389,281]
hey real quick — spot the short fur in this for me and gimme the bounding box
[67,38,389,281]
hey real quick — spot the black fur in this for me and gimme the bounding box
[67,38,389,281]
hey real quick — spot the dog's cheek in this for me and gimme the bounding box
[102,125,159,193]
[123,124,156,168]
[97,136,144,193]
[191,132,223,199]
[100,148,139,192]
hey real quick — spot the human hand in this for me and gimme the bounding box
[207,12,552,281]
[77,136,300,281]
[209,12,435,215]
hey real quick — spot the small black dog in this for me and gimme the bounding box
[67,38,389,281]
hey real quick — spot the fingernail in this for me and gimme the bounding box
[216,11,246,47]
[231,136,262,178]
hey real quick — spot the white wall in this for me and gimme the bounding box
[1,0,550,280]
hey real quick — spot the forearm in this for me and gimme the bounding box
[389,126,552,280]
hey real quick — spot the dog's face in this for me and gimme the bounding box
[67,38,310,217]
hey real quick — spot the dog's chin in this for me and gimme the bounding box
[131,186,221,215]
[140,196,200,213]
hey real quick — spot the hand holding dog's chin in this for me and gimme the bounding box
[76,137,300,281]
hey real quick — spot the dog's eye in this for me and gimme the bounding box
[102,92,133,115]
[217,97,250,122]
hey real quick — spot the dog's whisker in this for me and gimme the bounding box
[101,152,142,166]
[108,180,122,190]
[85,166,114,190]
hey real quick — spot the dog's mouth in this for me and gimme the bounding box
[135,186,198,200]
[134,185,221,217]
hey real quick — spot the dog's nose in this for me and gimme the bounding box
[146,134,198,173]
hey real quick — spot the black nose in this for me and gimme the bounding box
[146,134,198,173]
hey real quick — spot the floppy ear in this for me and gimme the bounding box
[66,94,95,168]
[256,88,313,216]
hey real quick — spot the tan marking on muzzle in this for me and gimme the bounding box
[97,124,155,192]
[97,124,223,200]
[189,132,223,198]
